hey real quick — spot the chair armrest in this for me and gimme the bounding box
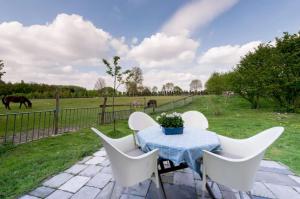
[109,134,136,152]
[218,134,248,156]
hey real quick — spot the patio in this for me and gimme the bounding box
[21,147,300,199]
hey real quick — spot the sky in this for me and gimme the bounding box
[0,0,300,90]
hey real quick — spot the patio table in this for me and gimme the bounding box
[136,125,221,174]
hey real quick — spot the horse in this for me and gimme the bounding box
[147,99,157,108]
[2,96,32,110]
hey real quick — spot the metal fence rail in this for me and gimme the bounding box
[0,96,194,145]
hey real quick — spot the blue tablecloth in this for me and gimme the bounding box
[137,126,221,173]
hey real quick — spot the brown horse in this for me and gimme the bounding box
[2,96,32,110]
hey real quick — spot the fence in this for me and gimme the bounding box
[0,96,194,145]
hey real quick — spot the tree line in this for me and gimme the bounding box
[205,32,300,112]
[0,60,203,98]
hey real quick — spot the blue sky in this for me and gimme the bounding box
[0,0,299,89]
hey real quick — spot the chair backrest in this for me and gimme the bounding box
[182,111,209,129]
[91,128,158,187]
[128,112,158,131]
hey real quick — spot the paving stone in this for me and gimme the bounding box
[123,180,151,197]
[260,160,288,170]
[43,173,73,188]
[29,186,55,198]
[252,182,276,198]
[94,150,107,157]
[110,182,125,199]
[265,183,300,199]
[255,171,300,186]
[45,190,73,199]
[87,172,112,189]
[85,156,106,165]
[173,172,195,187]
[218,184,237,193]
[101,166,112,174]
[101,159,111,167]
[259,166,294,175]
[293,186,300,194]
[78,156,92,164]
[79,165,102,177]
[289,175,300,185]
[19,195,40,199]
[221,191,238,199]
[65,164,88,175]
[59,176,90,193]
[194,181,221,199]
[164,183,197,199]
[120,194,144,199]
[95,181,115,199]
[161,172,174,184]
[71,186,101,199]
[146,181,165,199]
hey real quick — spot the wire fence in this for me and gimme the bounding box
[0,96,194,145]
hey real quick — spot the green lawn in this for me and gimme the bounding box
[0,96,184,138]
[0,121,130,199]
[0,95,299,198]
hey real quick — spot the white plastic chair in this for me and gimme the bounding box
[128,112,158,146]
[182,111,209,129]
[201,127,284,198]
[91,128,165,197]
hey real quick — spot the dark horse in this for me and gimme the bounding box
[2,96,32,110]
[147,99,157,108]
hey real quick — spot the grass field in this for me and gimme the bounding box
[0,96,184,138]
[0,96,184,113]
[0,95,299,198]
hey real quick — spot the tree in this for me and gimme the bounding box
[205,72,234,95]
[190,79,202,93]
[173,86,183,94]
[0,60,5,84]
[103,56,131,133]
[94,77,106,95]
[164,82,174,94]
[152,86,158,95]
[125,67,143,96]
[269,32,300,112]
[232,44,274,109]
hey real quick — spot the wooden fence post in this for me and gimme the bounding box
[100,97,107,124]
[54,90,59,135]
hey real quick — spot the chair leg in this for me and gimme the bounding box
[239,191,244,199]
[247,191,254,199]
[158,174,167,199]
[201,167,207,199]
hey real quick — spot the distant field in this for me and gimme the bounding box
[0,96,186,139]
[0,96,184,113]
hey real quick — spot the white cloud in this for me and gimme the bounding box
[197,41,261,72]
[143,70,199,90]
[128,33,199,68]
[161,0,239,36]
[0,14,131,89]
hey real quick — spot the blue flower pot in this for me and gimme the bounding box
[162,127,184,135]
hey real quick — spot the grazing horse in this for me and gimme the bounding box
[2,96,32,110]
[147,100,157,108]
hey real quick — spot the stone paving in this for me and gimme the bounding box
[21,148,300,199]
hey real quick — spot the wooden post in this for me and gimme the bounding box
[54,90,59,135]
[101,97,107,124]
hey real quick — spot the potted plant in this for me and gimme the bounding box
[156,112,184,135]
